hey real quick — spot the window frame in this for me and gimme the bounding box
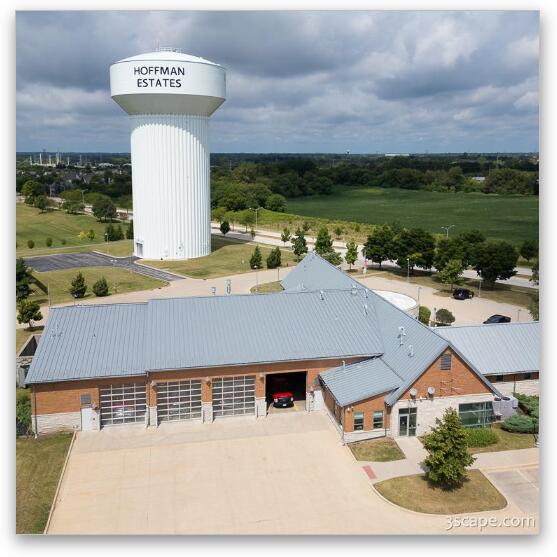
[353,411,364,431]
[373,410,384,430]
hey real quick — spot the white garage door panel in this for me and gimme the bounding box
[99,383,147,427]
[157,380,202,423]
[212,375,255,417]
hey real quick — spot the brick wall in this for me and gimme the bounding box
[343,393,389,433]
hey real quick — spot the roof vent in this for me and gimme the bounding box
[320,290,325,300]
[364,304,368,316]
[398,326,406,345]
[408,345,414,357]
[351,285,358,295]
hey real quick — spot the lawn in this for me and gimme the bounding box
[374,470,507,514]
[349,438,405,462]
[468,423,537,454]
[251,281,284,294]
[287,187,538,245]
[16,326,44,353]
[145,236,297,279]
[358,267,534,309]
[16,203,130,256]
[28,266,167,306]
[16,432,73,534]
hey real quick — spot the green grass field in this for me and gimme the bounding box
[146,236,297,279]
[286,187,538,245]
[16,203,131,256]
[28,267,167,306]
[16,432,73,533]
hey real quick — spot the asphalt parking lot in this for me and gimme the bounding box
[486,467,539,514]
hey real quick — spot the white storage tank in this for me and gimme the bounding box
[110,48,226,260]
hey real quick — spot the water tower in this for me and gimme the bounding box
[110,48,226,260]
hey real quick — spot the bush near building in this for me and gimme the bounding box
[16,389,32,436]
[502,415,538,434]
[514,393,539,418]
[418,305,431,325]
[464,427,498,448]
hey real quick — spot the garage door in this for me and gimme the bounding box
[212,375,255,417]
[99,383,147,427]
[157,380,202,423]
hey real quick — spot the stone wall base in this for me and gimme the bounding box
[343,429,386,444]
[495,380,539,397]
[34,412,81,435]
[202,402,213,423]
[255,397,267,417]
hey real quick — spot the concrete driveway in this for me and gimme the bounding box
[47,412,537,535]
[486,467,539,514]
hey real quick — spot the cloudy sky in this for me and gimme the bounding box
[16,11,539,153]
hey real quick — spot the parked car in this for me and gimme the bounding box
[452,288,474,300]
[269,377,294,408]
[483,314,511,324]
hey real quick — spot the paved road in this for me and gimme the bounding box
[214,225,537,290]
[24,252,182,282]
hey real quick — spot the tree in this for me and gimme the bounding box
[92,195,117,222]
[34,195,48,213]
[529,259,539,320]
[126,221,134,239]
[333,225,344,239]
[220,220,230,236]
[520,240,538,262]
[238,209,256,232]
[472,241,518,283]
[17,300,43,330]
[87,229,95,241]
[391,228,435,271]
[212,207,226,223]
[61,190,85,214]
[21,180,43,204]
[314,227,334,257]
[438,259,464,291]
[362,225,395,268]
[418,305,431,325]
[422,408,475,487]
[92,276,109,297]
[27,239,34,249]
[45,237,53,247]
[16,389,32,436]
[435,308,455,326]
[250,227,256,240]
[266,246,282,269]
[323,250,342,266]
[280,227,291,246]
[302,221,311,233]
[250,246,263,269]
[345,240,358,270]
[265,193,287,212]
[70,272,87,299]
[104,224,116,241]
[291,228,308,260]
[115,225,125,241]
[16,257,33,301]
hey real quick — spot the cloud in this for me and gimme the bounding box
[16,10,539,153]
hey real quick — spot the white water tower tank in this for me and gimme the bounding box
[110,48,226,260]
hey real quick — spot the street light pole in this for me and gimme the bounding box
[407,258,410,282]
[441,225,455,238]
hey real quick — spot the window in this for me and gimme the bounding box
[373,411,384,429]
[80,393,92,407]
[523,372,532,380]
[458,402,494,428]
[440,353,452,371]
[353,412,364,431]
[495,375,504,382]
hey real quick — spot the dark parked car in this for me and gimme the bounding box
[452,288,474,300]
[483,314,511,324]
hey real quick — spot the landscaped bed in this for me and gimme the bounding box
[16,432,73,533]
[374,470,507,514]
[467,423,537,454]
[250,281,284,294]
[349,438,405,462]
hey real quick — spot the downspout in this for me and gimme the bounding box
[146,372,150,428]
[32,386,38,438]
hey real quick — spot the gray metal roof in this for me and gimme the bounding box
[26,304,148,383]
[435,322,540,376]
[26,289,385,384]
[281,251,355,291]
[145,290,383,371]
[320,357,402,406]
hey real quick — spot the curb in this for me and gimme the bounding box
[43,430,77,534]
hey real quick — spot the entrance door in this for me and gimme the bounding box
[80,406,98,431]
[135,242,143,257]
[398,408,417,436]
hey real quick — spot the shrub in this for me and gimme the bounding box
[266,246,282,269]
[220,220,230,236]
[45,237,53,247]
[418,305,431,325]
[27,239,34,249]
[16,390,32,436]
[436,308,455,326]
[92,276,109,297]
[70,272,87,299]
[502,415,538,434]
[250,246,263,269]
[87,229,95,241]
[513,393,539,416]
[61,238,66,245]
[465,427,498,448]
